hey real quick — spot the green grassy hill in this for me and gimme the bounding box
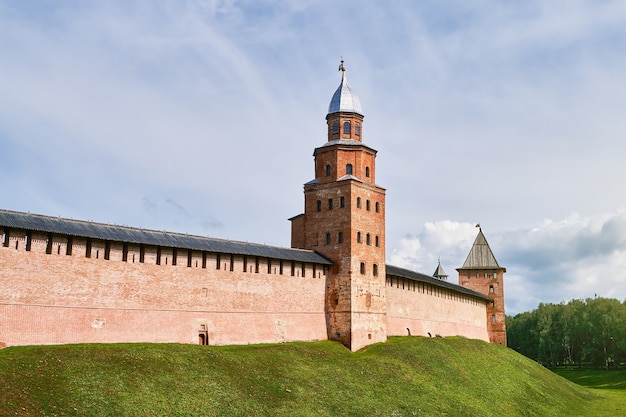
[1,337,623,416]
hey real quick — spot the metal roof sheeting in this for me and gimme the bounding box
[386,264,491,301]
[328,73,363,116]
[0,209,332,265]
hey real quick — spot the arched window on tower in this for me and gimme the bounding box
[375,202,380,213]
[343,121,351,134]
[357,197,362,209]
[338,231,344,243]
[366,200,370,211]
[360,262,366,274]
[332,121,339,134]
[366,233,371,245]
[365,166,370,177]
[357,232,362,243]
[346,164,353,175]
[325,164,331,176]
[489,285,494,293]
[355,123,361,136]
[373,264,378,276]
[325,233,331,245]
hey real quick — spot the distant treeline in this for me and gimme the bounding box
[507,297,626,369]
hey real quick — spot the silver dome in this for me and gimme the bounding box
[328,72,363,116]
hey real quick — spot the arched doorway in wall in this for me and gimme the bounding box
[198,324,209,345]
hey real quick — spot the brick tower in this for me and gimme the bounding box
[457,226,507,345]
[290,62,387,351]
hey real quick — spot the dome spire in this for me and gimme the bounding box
[338,59,346,78]
[328,59,363,116]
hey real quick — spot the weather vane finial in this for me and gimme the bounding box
[338,58,346,78]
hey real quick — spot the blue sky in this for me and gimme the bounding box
[2,0,626,315]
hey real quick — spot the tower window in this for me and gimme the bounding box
[492,314,497,323]
[355,123,361,136]
[357,197,361,209]
[357,232,362,243]
[340,196,345,208]
[328,198,333,210]
[373,264,378,276]
[346,164,353,175]
[489,285,494,293]
[365,166,370,177]
[366,200,370,211]
[375,202,380,213]
[325,164,331,176]
[366,233,371,245]
[316,200,321,212]
[338,231,344,243]
[325,233,331,245]
[332,121,339,134]
[375,235,380,247]
[343,121,351,134]
[360,262,365,274]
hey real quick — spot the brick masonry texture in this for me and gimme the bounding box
[0,74,505,350]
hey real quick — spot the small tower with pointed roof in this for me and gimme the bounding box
[457,226,507,345]
[290,61,386,351]
[433,259,448,281]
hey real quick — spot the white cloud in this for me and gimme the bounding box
[390,210,626,315]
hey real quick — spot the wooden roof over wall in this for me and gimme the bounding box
[0,209,332,265]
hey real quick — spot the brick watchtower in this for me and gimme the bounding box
[290,62,387,351]
[457,226,507,345]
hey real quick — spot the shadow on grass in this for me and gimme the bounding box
[554,370,626,390]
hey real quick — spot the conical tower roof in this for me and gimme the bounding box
[433,259,448,280]
[460,227,502,269]
[328,61,363,116]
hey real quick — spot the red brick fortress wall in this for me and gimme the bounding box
[0,229,329,348]
[385,276,489,341]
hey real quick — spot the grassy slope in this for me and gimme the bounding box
[553,369,626,417]
[0,337,621,417]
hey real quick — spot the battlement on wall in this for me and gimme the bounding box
[1,226,328,278]
[0,209,332,277]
